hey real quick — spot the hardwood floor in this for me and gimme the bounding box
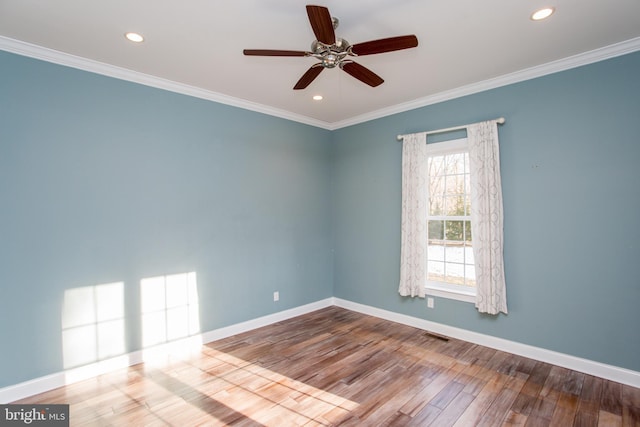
[14,307,640,426]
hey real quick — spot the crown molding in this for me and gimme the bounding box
[329,36,640,130]
[1,35,639,131]
[0,36,333,130]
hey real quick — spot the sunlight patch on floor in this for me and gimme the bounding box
[147,348,359,425]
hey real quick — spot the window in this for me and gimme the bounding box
[426,138,476,302]
[399,120,506,313]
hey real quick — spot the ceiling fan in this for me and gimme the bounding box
[243,5,418,90]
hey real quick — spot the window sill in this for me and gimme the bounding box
[425,283,475,304]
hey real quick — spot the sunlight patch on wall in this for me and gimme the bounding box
[141,272,200,348]
[62,282,125,369]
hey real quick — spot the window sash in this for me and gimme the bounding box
[426,138,476,299]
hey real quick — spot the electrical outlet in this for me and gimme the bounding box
[427,297,434,309]
[273,291,279,302]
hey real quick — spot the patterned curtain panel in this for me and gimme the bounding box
[398,133,428,298]
[468,121,508,314]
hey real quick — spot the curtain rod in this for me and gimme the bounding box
[396,117,505,141]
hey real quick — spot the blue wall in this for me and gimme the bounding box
[1,48,639,389]
[331,51,640,372]
[0,51,333,387]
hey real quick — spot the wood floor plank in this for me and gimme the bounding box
[453,376,511,427]
[597,410,622,426]
[601,379,623,416]
[428,389,476,426]
[430,380,466,410]
[454,366,487,396]
[574,374,604,426]
[622,384,640,425]
[357,363,441,424]
[397,368,455,417]
[549,391,578,426]
[502,410,528,426]
[476,386,522,427]
[11,306,640,427]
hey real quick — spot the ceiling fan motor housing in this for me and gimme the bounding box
[311,38,351,68]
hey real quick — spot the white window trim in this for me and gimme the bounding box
[425,137,476,304]
[425,137,468,155]
[426,283,476,303]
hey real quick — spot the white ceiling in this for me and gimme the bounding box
[1,0,639,129]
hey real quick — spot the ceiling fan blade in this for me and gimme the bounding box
[294,65,324,90]
[341,61,384,87]
[306,5,335,45]
[351,35,418,56]
[243,49,308,57]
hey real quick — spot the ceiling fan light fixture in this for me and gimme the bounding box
[322,54,339,68]
[531,7,555,21]
[312,95,323,101]
[125,32,144,43]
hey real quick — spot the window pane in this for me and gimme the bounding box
[429,197,445,215]
[428,155,445,176]
[445,175,464,195]
[465,243,474,265]
[427,261,444,282]
[465,265,476,286]
[445,196,465,216]
[445,263,465,285]
[429,177,443,198]
[428,220,444,240]
[445,220,464,241]
[464,220,472,242]
[445,245,464,263]
[428,243,444,262]
[445,153,465,175]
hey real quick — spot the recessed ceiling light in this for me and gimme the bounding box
[531,7,555,21]
[312,95,323,101]
[125,32,144,43]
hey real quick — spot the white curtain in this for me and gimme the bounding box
[468,121,508,314]
[398,133,428,298]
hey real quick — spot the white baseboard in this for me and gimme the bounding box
[333,298,640,389]
[199,298,334,344]
[2,296,638,403]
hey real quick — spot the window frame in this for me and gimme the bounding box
[425,137,476,304]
